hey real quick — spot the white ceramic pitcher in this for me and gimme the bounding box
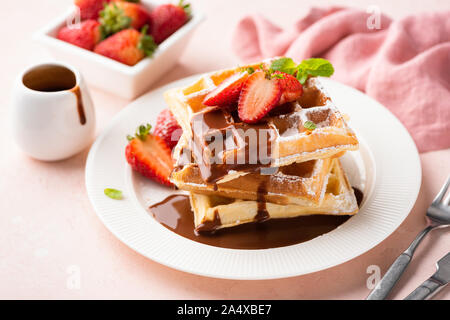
[11,62,96,161]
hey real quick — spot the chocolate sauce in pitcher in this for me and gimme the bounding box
[22,64,86,125]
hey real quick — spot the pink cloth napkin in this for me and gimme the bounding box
[232,7,450,153]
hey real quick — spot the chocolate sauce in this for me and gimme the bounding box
[255,181,269,222]
[352,187,364,207]
[298,84,329,108]
[190,108,275,183]
[195,209,222,234]
[149,195,351,250]
[23,65,76,92]
[70,86,86,125]
[22,64,86,125]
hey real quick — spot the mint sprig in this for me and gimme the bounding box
[270,57,334,84]
[104,188,123,200]
[270,57,298,75]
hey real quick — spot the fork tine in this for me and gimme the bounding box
[444,192,450,206]
[433,175,450,204]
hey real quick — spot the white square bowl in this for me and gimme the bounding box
[34,1,204,100]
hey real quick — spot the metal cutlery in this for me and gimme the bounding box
[367,176,450,300]
[404,252,450,300]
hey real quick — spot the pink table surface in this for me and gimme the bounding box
[1,0,449,300]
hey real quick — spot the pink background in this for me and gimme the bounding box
[1,0,449,299]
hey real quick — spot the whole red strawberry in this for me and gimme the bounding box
[125,124,173,186]
[150,0,190,44]
[57,20,101,50]
[153,109,182,149]
[94,26,157,66]
[100,1,151,37]
[75,0,110,20]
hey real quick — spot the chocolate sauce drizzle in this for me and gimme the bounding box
[255,180,269,222]
[70,86,86,125]
[190,108,274,183]
[195,209,222,234]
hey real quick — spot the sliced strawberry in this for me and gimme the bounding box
[238,71,282,123]
[273,71,303,104]
[203,71,249,107]
[125,124,173,186]
[153,109,182,149]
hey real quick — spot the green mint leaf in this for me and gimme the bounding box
[297,71,309,84]
[270,57,335,84]
[104,188,123,200]
[298,58,334,78]
[303,120,317,131]
[270,58,297,75]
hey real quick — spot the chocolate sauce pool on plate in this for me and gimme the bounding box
[149,194,357,250]
[352,187,364,207]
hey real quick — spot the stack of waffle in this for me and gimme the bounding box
[165,62,360,233]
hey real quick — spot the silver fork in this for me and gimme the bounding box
[367,175,450,300]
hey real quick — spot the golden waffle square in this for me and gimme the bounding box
[164,62,359,183]
[189,159,359,232]
[171,142,334,206]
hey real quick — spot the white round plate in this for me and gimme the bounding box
[85,75,421,280]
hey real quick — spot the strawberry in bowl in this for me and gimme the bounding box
[58,0,192,66]
[94,26,157,66]
[35,0,204,99]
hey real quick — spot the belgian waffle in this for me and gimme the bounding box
[171,134,334,206]
[164,63,358,183]
[189,158,358,232]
